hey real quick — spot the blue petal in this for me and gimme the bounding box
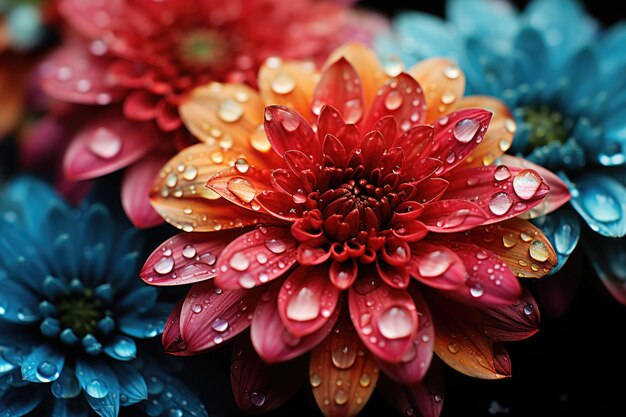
[392,12,461,60]
[560,47,598,110]
[581,231,626,304]
[0,217,47,272]
[109,253,140,289]
[50,234,79,281]
[52,397,89,417]
[40,317,61,338]
[97,317,116,335]
[532,208,581,274]
[512,27,548,84]
[568,172,626,237]
[51,366,83,399]
[81,334,103,356]
[0,321,37,348]
[94,284,114,304]
[599,22,626,73]
[21,344,65,383]
[75,359,120,417]
[447,0,519,43]
[60,329,80,346]
[110,362,147,406]
[8,258,51,297]
[103,336,136,362]
[0,279,41,324]
[42,275,69,301]
[118,303,172,339]
[116,287,157,315]
[0,384,44,417]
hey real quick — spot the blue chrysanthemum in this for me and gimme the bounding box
[0,178,207,417]
[378,0,626,303]
[0,0,45,50]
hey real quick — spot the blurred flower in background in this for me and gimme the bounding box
[0,177,205,417]
[140,43,566,416]
[26,0,386,229]
[379,0,626,309]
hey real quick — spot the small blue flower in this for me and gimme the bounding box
[0,178,207,417]
[379,0,626,303]
[0,0,45,50]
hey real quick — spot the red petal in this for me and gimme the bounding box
[437,241,522,307]
[480,287,540,342]
[375,286,434,385]
[180,281,262,353]
[155,100,182,132]
[162,298,189,355]
[348,271,418,363]
[256,190,304,221]
[499,155,571,218]
[263,105,319,158]
[215,226,297,290]
[312,57,364,124]
[231,336,306,414]
[410,178,449,204]
[371,116,398,147]
[251,283,340,363]
[364,73,427,133]
[376,261,410,289]
[121,156,166,228]
[392,220,428,242]
[277,266,340,337]
[317,105,347,141]
[123,90,157,121]
[420,199,488,233]
[393,125,434,164]
[141,231,237,286]
[207,165,273,212]
[63,110,159,180]
[443,165,550,223]
[402,158,443,185]
[329,260,358,290]
[378,359,445,417]
[427,109,492,174]
[40,41,124,105]
[407,241,467,291]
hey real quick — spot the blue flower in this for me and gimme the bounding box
[0,0,45,50]
[0,178,207,417]
[378,0,626,303]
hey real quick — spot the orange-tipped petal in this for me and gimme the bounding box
[258,58,317,119]
[408,58,466,123]
[309,317,379,417]
[207,165,274,213]
[429,294,511,380]
[313,57,364,124]
[432,218,557,279]
[455,95,517,167]
[324,42,388,110]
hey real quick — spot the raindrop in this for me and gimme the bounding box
[182,245,196,259]
[512,170,542,200]
[331,345,357,369]
[447,343,459,354]
[310,373,321,388]
[443,65,461,80]
[85,379,109,398]
[504,119,517,133]
[271,72,296,94]
[523,304,534,316]
[155,257,174,275]
[529,240,550,262]
[582,190,621,223]
[88,127,122,159]
[165,172,178,188]
[182,166,198,181]
[191,304,202,314]
[334,389,348,405]
[227,177,256,203]
[489,192,512,216]
[229,252,250,271]
[56,66,73,81]
[238,273,256,289]
[441,92,456,104]
[36,361,59,382]
[384,90,403,110]
[418,251,453,277]
[211,318,229,332]
[494,165,511,181]
[286,287,319,321]
[470,283,484,298]
[502,233,517,248]
[218,98,244,123]
[250,124,271,152]
[249,391,266,407]
[264,237,288,254]
[76,79,92,93]
[359,373,372,387]
[377,306,413,339]
[234,158,250,173]
[256,253,268,264]
[453,118,480,143]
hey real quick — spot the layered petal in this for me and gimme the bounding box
[258,59,317,120]
[480,287,540,342]
[121,155,167,228]
[312,57,364,124]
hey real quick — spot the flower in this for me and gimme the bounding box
[379,0,626,305]
[0,177,206,417]
[141,44,565,416]
[0,0,50,51]
[36,0,385,228]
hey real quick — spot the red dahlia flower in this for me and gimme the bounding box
[141,44,568,416]
[37,0,383,227]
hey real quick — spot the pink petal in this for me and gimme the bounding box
[313,58,364,124]
[162,298,189,355]
[407,241,467,291]
[121,156,166,228]
[251,283,340,363]
[378,359,445,417]
[155,100,182,132]
[141,231,238,286]
[231,336,306,414]
[443,165,550,223]
[480,287,540,342]
[420,199,488,233]
[180,281,262,353]
[437,241,522,307]
[498,155,571,218]
[277,266,340,337]
[364,73,427,133]
[375,286,434,385]
[123,90,158,121]
[215,227,297,290]
[329,260,358,290]
[63,110,160,180]
[40,41,124,105]
[348,271,418,363]
[427,109,492,174]
[264,105,319,158]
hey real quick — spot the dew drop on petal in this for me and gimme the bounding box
[36,361,59,383]
[453,118,480,143]
[234,158,250,173]
[447,343,459,354]
[155,257,174,274]
[85,379,109,399]
[182,245,196,259]
[523,304,534,316]
[582,190,621,223]
[211,318,229,332]
[418,250,453,277]
[489,192,512,216]
[384,90,403,110]
[191,304,202,314]
[502,233,517,248]
[229,252,250,271]
[469,283,484,298]
[182,166,198,181]
[286,287,319,322]
[88,127,122,159]
[359,373,372,387]
[264,237,288,254]
[227,177,256,203]
[512,170,542,200]
[334,389,348,405]
[377,306,413,339]
[249,391,266,407]
[310,373,321,388]
[331,345,357,369]
[494,165,511,181]
[238,273,256,289]
[271,72,296,94]
[218,98,244,123]
[529,240,550,262]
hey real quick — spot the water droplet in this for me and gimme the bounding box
[447,343,459,354]
[513,170,542,200]
[470,283,484,297]
[385,90,403,110]
[271,72,296,94]
[523,304,534,316]
[227,177,256,203]
[418,250,453,277]
[265,57,282,69]
[489,192,512,216]
[453,118,480,143]
[499,139,511,152]
[88,127,122,159]
[165,172,178,188]
[504,119,517,133]
[520,231,532,242]
[434,394,443,403]
[234,157,250,173]
[310,373,321,388]
[377,306,413,339]
[182,245,196,259]
[238,273,256,289]
[494,165,511,181]
[211,318,229,332]
[256,253,268,264]
[250,124,271,152]
[249,391,266,407]
[218,98,244,123]
[76,79,92,93]
[85,379,109,398]
[331,345,357,369]
[441,92,456,104]
[443,65,461,79]
[334,388,348,405]
[582,190,621,223]
[182,166,198,181]
[286,287,319,321]
[155,257,174,274]
[265,237,288,254]
[191,304,202,314]
[229,252,249,271]
[529,240,550,262]
[36,361,59,382]
[502,233,517,248]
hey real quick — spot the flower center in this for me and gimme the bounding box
[57,291,104,337]
[177,29,227,68]
[521,104,573,150]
